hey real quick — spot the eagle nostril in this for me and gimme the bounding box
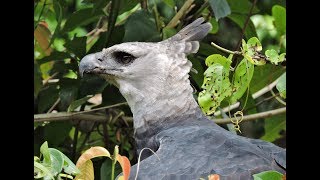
[98,58,103,62]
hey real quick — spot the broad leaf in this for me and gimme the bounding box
[227,0,259,14]
[67,95,93,112]
[34,22,52,56]
[48,148,64,175]
[34,161,54,180]
[100,158,122,180]
[38,51,71,64]
[198,62,232,115]
[123,10,161,42]
[276,72,286,99]
[162,27,177,40]
[242,37,266,65]
[43,122,73,147]
[64,36,87,59]
[116,154,131,180]
[61,153,81,175]
[74,160,94,180]
[265,49,286,65]
[208,0,231,20]
[253,170,283,180]
[209,18,219,34]
[40,141,51,165]
[76,146,111,168]
[229,58,254,104]
[62,8,104,33]
[38,85,59,113]
[261,114,286,142]
[205,54,232,68]
[272,5,286,36]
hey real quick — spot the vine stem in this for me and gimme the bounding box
[212,107,286,124]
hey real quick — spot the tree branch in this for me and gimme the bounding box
[166,0,194,28]
[212,107,286,124]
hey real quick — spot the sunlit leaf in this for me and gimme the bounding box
[76,146,111,168]
[40,141,51,165]
[272,5,286,36]
[205,54,231,68]
[61,153,81,175]
[208,0,231,20]
[74,160,94,180]
[198,62,232,115]
[265,49,286,65]
[253,170,283,180]
[276,72,286,99]
[34,22,52,56]
[48,148,64,175]
[34,161,54,180]
[116,154,131,180]
[229,58,254,104]
[242,37,266,65]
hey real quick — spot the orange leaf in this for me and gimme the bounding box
[74,160,94,180]
[282,174,286,180]
[208,174,220,180]
[34,21,52,56]
[116,154,131,180]
[76,146,111,168]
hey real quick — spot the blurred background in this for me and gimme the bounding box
[34,0,286,179]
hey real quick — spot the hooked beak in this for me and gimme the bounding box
[79,52,105,77]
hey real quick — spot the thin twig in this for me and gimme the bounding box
[234,0,257,51]
[270,88,286,106]
[42,72,59,86]
[34,102,128,122]
[212,107,286,124]
[166,0,194,28]
[46,97,60,113]
[211,42,241,55]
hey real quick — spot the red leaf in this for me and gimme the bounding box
[116,154,131,180]
[208,174,220,180]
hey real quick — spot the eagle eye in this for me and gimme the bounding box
[113,51,136,64]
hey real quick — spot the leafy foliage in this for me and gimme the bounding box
[34,0,286,179]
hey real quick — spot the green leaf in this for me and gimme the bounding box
[229,58,254,104]
[209,18,219,34]
[100,158,122,180]
[265,49,286,65]
[64,36,87,59]
[208,0,231,20]
[38,51,71,64]
[61,153,81,175]
[34,161,54,180]
[105,0,121,47]
[198,62,232,115]
[242,37,266,66]
[276,72,286,99]
[119,0,139,14]
[228,14,257,39]
[59,78,80,111]
[227,0,259,14]
[43,122,73,147]
[123,10,161,42]
[260,114,286,142]
[272,5,286,36]
[253,170,284,180]
[67,95,93,112]
[162,27,177,40]
[40,141,51,165]
[79,75,108,97]
[189,56,205,88]
[249,64,285,93]
[205,54,231,69]
[163,0,175,7]
[48,148,64,175]
[38,85,59,113]
[62,8,104,33]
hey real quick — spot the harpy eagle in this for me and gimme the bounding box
[79,18,286,179]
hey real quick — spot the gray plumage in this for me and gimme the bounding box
[79,17,286,180]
